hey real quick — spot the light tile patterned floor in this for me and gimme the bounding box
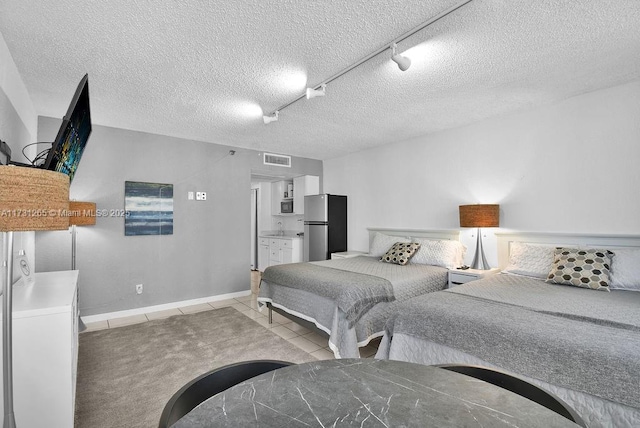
[82,271,381,360]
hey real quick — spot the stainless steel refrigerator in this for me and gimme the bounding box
[304,194,347,261]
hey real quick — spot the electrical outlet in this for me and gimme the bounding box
[136,284,143,295]
[187,191,194,200]
[196,192,207,201]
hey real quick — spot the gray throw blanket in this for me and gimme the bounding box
[383,276,640,408]
[447,274,640,330]
[261,261,394,327]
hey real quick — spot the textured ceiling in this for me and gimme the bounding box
[1,0,639,160]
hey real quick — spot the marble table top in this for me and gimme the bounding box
[174,359,577,427]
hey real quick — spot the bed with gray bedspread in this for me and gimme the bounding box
[257,256,448,358]
[376,273,640,427]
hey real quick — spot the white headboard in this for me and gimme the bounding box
[496,232,640,269]
[367,227,460,246]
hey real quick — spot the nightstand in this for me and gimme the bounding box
[331,251,368,260]
[448,268,500,288]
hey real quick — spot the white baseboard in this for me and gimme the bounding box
[81,289,252,324]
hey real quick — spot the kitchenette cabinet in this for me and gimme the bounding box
[293,175,320,214]
[259,236,303,270]
[271,180,291,215]
[271,175,319,216]
[258,237,271,271]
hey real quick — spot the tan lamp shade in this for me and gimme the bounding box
[0,166,70,231]
[69,201,97,226]
[459,204,500,228]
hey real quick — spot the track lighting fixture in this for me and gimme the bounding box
[262,111,279,124]
[391,43,411,71]
[260,0,471,124]
[306,84,326,100]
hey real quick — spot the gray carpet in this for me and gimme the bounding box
[74,307,318,428]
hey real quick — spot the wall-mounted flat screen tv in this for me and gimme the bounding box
[42,74,92,182]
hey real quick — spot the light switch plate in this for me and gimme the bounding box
[196,192,207,201]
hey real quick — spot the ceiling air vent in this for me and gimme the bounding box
[263,153,291,167]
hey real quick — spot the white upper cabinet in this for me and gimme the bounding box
[271,180,292,215]
[293,175,320,214]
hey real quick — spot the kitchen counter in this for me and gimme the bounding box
[259,233,303,239]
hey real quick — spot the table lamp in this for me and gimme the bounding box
[459,204,499,270]
[0,166,69,428]
[68,201,96,332]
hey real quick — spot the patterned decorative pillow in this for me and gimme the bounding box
[409,238,466,269]
[546,248,614,291]
[369,232,410,258]
[503,242,556,279]
[380,242,421,265]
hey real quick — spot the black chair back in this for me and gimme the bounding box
[437,364,585,427]
[159,360,292,427]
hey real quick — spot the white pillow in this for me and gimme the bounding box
[369,232,410,258]
[609,248,640,290]
[503,242,555,279]
[409,238,466,269]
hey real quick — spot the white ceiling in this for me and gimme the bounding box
[1,0,639,160]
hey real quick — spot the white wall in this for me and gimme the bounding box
[36,117,322,316]
[0,31,38,277]
[324,80,640,266]
[0,33,37,140]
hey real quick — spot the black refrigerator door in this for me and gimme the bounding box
[327,195,347,254]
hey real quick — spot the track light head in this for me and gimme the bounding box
[391,43,411,71]
[262,111,279,124]
[306,84,326,100]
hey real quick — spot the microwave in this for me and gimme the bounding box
[281,200,293,213]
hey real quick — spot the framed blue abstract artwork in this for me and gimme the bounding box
[124,181,173,236]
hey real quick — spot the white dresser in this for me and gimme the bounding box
[0,270,79,428]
